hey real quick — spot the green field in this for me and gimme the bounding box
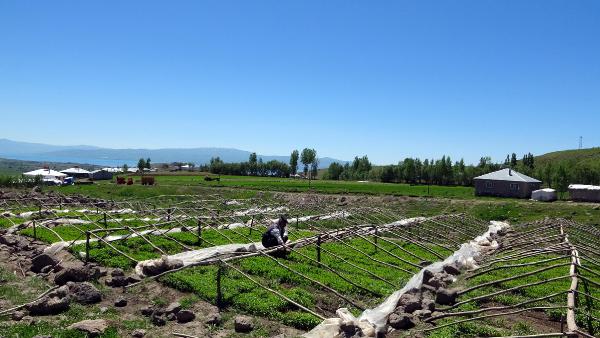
[55,174,475,199]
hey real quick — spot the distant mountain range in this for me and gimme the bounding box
[0,139,346,168]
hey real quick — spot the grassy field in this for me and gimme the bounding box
[53,174,477,199]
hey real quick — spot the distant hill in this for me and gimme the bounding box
[535,147,600,167]
[0,139,346,169]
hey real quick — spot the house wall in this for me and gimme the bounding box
[569,188,600,202]
[474,180,540,198]
[91,171,113,180]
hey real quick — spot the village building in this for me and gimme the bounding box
[474,168,542,198]
[568,184,600,202]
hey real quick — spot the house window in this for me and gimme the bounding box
[510,183,520,191]
[485,181,493,189]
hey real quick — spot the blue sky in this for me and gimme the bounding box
[1,1,599,165]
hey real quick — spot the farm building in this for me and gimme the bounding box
[60,167,90,179]
[568,184,600,202]
[23,168,67,185]
[474,168,541,198]
[90,169,114,180]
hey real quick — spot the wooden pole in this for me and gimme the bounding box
[197,219,202,246]
[216,263,223,309]
[316,235,321,263]
[32,220,36,239]
[374,225,378,252]
[167,208,171,222]
[249,216,254,236]
[85,231,90,263]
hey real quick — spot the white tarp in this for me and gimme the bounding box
[531,188,557,202]
[134,242,264,276]
[304,220,510,337]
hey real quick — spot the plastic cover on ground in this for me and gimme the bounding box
[531,188,557,202]
[304,220,510,337]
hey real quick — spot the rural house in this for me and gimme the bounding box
[90,169,114,181]
[568,184,600,202]
[474,168,541,198]
[60,167,91,179]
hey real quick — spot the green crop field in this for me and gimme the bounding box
[54,174,477,199]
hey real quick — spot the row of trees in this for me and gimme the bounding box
[136,158,152,171]
[202,148,320,179]
[324,151,600,193]
[325,155,501,186]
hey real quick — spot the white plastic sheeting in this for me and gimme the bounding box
[531,188,557,202]
[304,220,510,337]
[134,242,264,276]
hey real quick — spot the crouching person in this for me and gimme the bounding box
[262,215,289,257]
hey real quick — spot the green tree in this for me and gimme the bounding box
[300,148,317,185]
[327,162,344,180]
[137,158,146,172]
[249,152,257,164]
[145,158,151,169]
[554,165,570,198]
[122,164,128,172]
[510,153,518,167]
[290,150,299,175]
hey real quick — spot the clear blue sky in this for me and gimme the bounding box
[1,1,599,165]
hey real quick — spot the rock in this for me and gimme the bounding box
[114,297,128,307]
[205,312,222,325]
[67,282,102,304]
[421,284,437,293]
[140,305,154,316]
[234,315,254,332]
[11,310,25,321]
[141,256,184,276]
[340,321,361,337]
[25,295,70,315]
[68,319,108,337]
[413,309,432,319]
[105,275,128,287]
[443,264,460,275]
[111,268,125,277]
[166,313,176,321]
[54,265,100,285]
[435,288,458,305]
[422,269,434,284]
[39,265,53,274]
[131,329,146,337]
[176,310,195,323]
[424,274,446,289]
[31,253,59,273]
[388,312,415,330]
[151,314,166,326]
[397,293,421,314]
[422,297,436,311]
[100,306,109,313]
[127,275,142,284]
[165,301,181,314]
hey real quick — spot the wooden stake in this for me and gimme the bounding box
[197,219,202,246]
[316,235,321,263]
[85,231,90,263]
[216,263,223,309]
[32,220,36,239]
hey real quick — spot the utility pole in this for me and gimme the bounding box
[579,136,583,150]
